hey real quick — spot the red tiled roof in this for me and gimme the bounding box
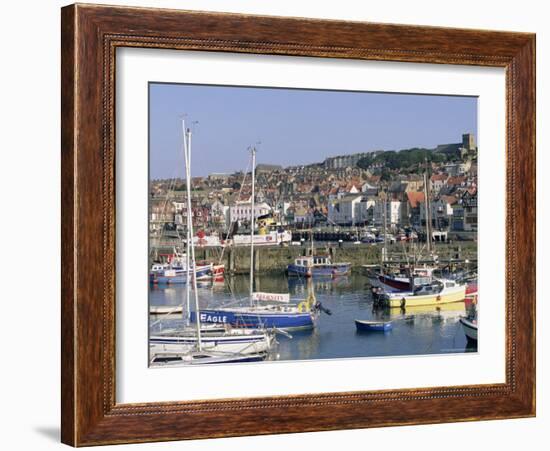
[447,176,467,185]
[407,191,425,208]
[440,195,458,205]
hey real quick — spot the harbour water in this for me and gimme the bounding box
[149,273,476,362]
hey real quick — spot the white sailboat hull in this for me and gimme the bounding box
[150,331,274,355]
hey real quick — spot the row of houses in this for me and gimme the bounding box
[325,186,477,232]
[150,180,477,235]
[150,133,478,234]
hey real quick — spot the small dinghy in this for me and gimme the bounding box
[355,319,393,332]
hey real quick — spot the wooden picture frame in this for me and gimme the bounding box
[61,3,535,446]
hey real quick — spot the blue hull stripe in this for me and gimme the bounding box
[192,310,313,329]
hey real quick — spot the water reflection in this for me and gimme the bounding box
[149,273,477,361]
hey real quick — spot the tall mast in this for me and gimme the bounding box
[382,192,388,266]
[249,146,256,305]
[182,120,191,326]
[183,123,202,349]
[423,159,433,254]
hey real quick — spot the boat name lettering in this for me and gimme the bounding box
[199,313,228,323]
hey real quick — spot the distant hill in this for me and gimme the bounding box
[356,146,457,171]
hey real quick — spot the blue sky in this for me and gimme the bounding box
[149,83,477,179]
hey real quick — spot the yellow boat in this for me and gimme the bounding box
[387,300,466,316]
[383,279,466,308]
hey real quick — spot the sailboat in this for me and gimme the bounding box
[198,147,318,330]
[149,121,274,365]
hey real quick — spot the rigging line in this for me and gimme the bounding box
[150,164,181,258]
[216,158,251,266]
[149,303,185,328]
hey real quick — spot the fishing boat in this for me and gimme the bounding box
[198,147,318,331]
[384,300,466,317]
[287,228,350,277]
[380,279,466,308]
[366,265,435,292]
[354,320,393,332]
[149,121,274,365]
[287,254,351,278]
[151,263,213,284]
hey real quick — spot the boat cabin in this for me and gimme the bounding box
[294,255,332,267]
[151,263,169,272]
[413,283,443,295]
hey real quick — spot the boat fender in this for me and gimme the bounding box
[436,295,441,302]
[400,297,406,309]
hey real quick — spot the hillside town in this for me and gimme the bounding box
[149,120,480,366]
[150,133,477,242]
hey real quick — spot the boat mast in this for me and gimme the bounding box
[423,158,433,254]
[182,120,191,326]
[382,192,388,270]
[183,122,202,350]
[249,146,256,305]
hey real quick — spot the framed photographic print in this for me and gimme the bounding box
[61,3,536,446]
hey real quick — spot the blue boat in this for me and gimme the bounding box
[287,255,351,278]
[192,307,315,330]
[355,319,393,332]
[151,264,212,284]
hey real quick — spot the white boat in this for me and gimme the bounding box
[459,315,478,342]
[150,326,275,355]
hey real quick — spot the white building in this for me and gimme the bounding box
[419,197,455,230]
[229,200,272,224]
[355,197,376,224]
[210,199,229,226]
[328,194,363,225]
[443,161,472,176]
[373,200,403,227]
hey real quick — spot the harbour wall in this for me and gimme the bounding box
[189,242,478,274]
